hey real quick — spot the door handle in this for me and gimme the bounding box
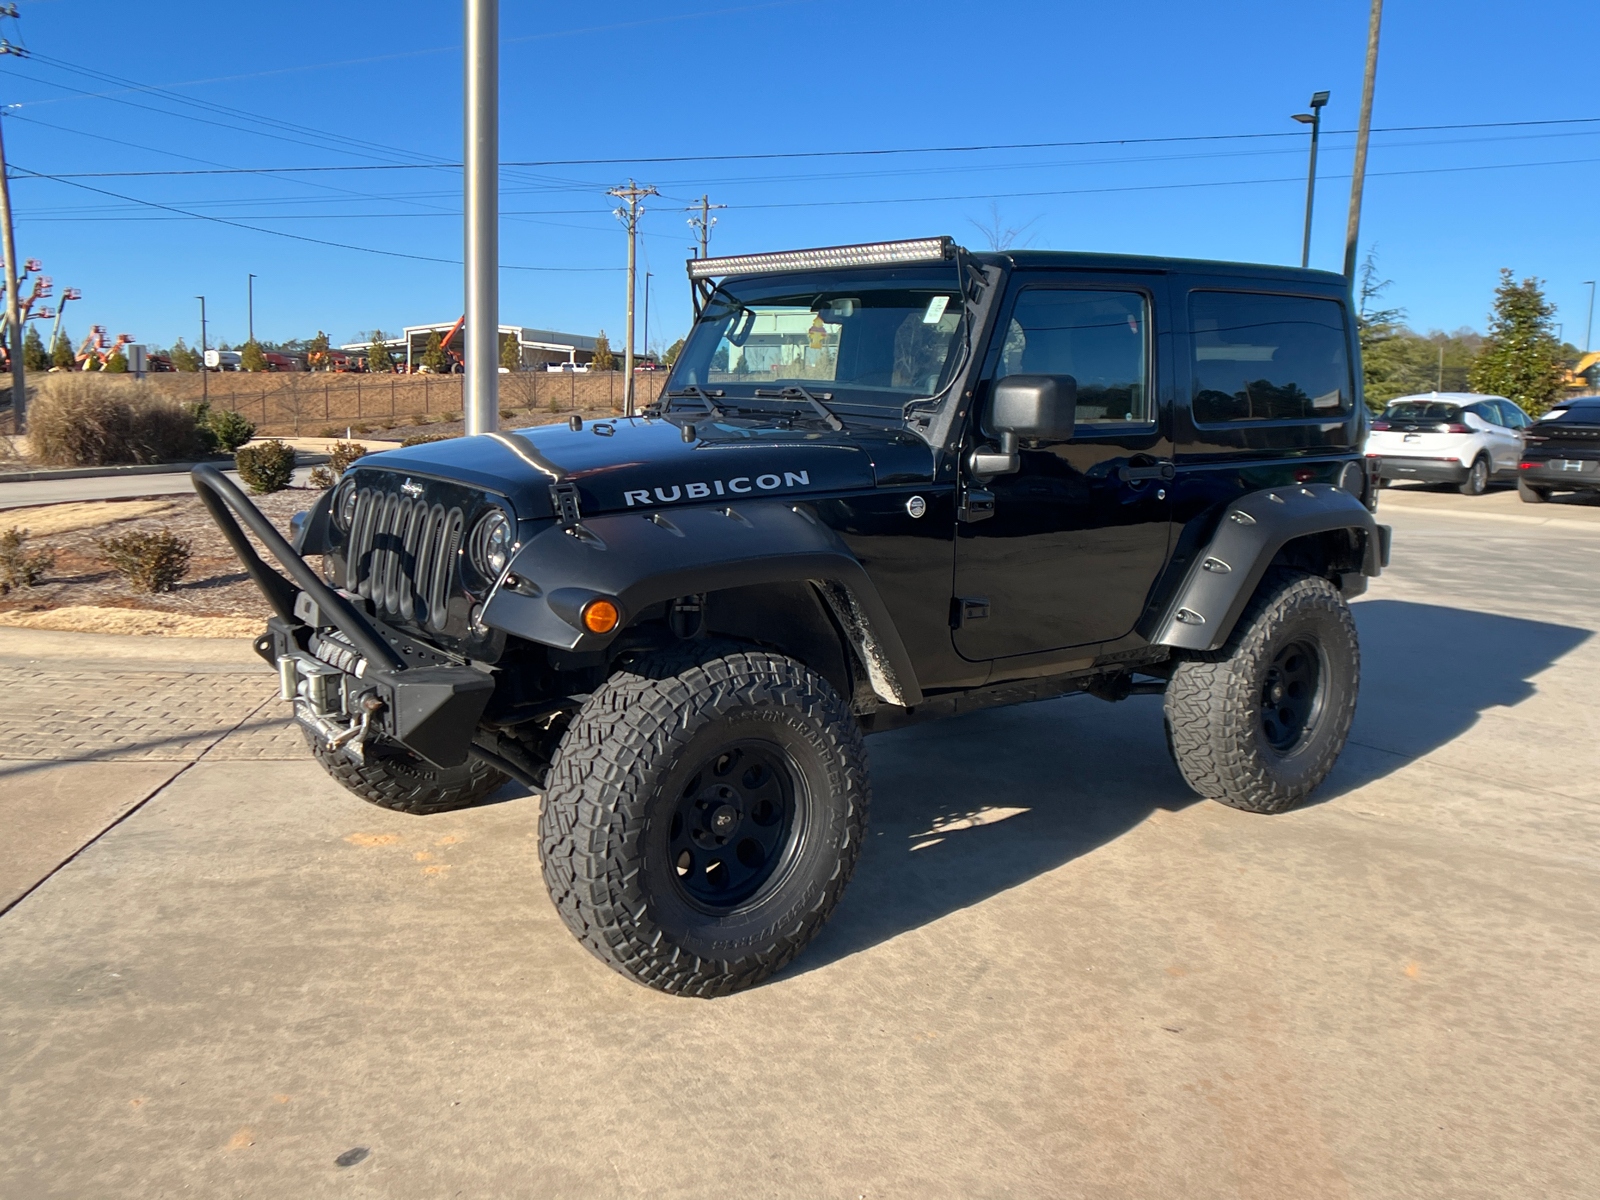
[1120,462,1175,482]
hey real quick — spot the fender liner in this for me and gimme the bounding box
[1149,484,1388,652]
[480,501,924,706]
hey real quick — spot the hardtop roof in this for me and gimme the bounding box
[978,248,1349,286]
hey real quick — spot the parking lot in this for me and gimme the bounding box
[2,489,1597,1199]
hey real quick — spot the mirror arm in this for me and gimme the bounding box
[968,430,1020,479]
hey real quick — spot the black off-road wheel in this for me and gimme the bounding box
[306,730,509,815]
[1163,569,1359,814]
[1518,479,1552,504]
[1459,455,1490,496]
[539,642,869,998]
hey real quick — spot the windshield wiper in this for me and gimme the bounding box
[664,385,728,422]
[752,385,844,431]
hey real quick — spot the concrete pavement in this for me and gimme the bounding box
[0,502,1597,1198]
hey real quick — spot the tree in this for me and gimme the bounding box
[1468,269,1565,416]
[591,330,616,372]
[102,345,129,373]
[967,201,1038,252]
[420,329,446,372]
[169,337,201,372]
[52,330,75,369]
[664,336,685,367]
[500,332,521,372]
[307,330,331,371]
[240,339,268,372]
[22,325,47,371]
[367,330,392,374]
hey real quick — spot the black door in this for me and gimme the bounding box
[952,277,1173,661]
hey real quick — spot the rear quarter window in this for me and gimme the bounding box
[1189,292,1352,424]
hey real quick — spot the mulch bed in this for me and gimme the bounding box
[1,490,309,621]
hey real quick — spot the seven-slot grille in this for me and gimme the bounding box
[343,486,465,631]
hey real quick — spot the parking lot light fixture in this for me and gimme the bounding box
[1292,90,1330,269]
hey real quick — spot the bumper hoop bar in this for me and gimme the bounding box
[190,464,406,673]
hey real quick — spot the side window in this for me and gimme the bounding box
[1466,402,1501,426]
[996,289,1149,422]
[1495,400,1529,429]
[1189,291,1351,423]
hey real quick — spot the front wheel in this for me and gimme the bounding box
[306,731,509,814]
[1460,456,1490,496]
[539,643,870,997]
[1164,569,1359,814]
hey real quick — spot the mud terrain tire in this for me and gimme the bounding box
[1164,569,1359,814]
[539,642,869,998]
[306,731,509,814]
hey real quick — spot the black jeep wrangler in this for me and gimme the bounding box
[196,236,1389,998]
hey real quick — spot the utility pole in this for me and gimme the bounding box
[247,273,256,344]
[1290,91,1329,269]
[1343,0,1383,281]
[687,194,725,259]
[610,179,658,416]
[197,295,208,408]
[463,0,499,436]
[0,16,26,433]
[643,271,652,365]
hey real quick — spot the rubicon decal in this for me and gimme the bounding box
[623,471,811,507]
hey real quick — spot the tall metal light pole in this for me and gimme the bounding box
[1583,280,1595,353]
[196,295,209,409]
[610,179,658,417]
[0,113,24,433]
[463,0,499,436]
[247,273,256,344]
[1290,91,1329,269]
[643,271,652,365]
[1343,0,1384,281]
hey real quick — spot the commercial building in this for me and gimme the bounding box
[340,324,599,372]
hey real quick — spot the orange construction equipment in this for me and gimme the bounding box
[73,326,133,370]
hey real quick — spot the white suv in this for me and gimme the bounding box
[1365,393,1530,495]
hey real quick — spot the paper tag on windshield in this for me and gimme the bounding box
[922,295,950,325]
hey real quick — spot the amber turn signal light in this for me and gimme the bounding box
[581,598,620,634]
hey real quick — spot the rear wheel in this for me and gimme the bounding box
[306,731,509,814]
[1518,479,1552,504]
[1164,569,1359,814]
[1459,455,1490,496]
[539,642,869,997]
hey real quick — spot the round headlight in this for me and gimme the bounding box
[333,480,359,531]
[470,510,513,579]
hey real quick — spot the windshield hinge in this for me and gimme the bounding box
[550,482,582,528]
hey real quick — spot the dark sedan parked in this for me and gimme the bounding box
[1519,397,1600,502]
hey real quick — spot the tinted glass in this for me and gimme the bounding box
[1538,403,1600,424]
[671,266,964,413]
[997,289,1149,422]
[1385,401,1464,422]
[1465,402,1502,425]
[1189,292,1351,423]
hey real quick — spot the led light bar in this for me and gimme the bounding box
[687,236,954,280]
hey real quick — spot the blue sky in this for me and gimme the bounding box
[2,0,1598,356]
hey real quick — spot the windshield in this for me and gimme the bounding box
[669,266,966,416]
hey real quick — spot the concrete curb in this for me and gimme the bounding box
[0,450,339,486]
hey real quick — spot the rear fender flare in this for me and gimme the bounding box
[1149,484,1386,652]
[480,501,923,706]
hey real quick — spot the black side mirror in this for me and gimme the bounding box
[970,374,1078,478]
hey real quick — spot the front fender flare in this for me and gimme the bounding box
[1149,484,1387,652]
[480,501,924,705]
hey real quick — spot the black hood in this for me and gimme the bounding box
[353,416,937,520]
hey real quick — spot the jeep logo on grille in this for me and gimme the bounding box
[401,478,424,498]
[623,471,810,507]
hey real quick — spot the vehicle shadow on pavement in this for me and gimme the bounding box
[794,598,1589,976]
[1318,598,1591,798]
[795,690,1195,976]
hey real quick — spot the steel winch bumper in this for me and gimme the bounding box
[192,465,493,769]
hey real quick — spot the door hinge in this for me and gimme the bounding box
[958,486,995,523]
[950,596,990,628]
[550,482,582,527]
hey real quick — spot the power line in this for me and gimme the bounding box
[9,165,624,270]
[10,117,1599,180]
